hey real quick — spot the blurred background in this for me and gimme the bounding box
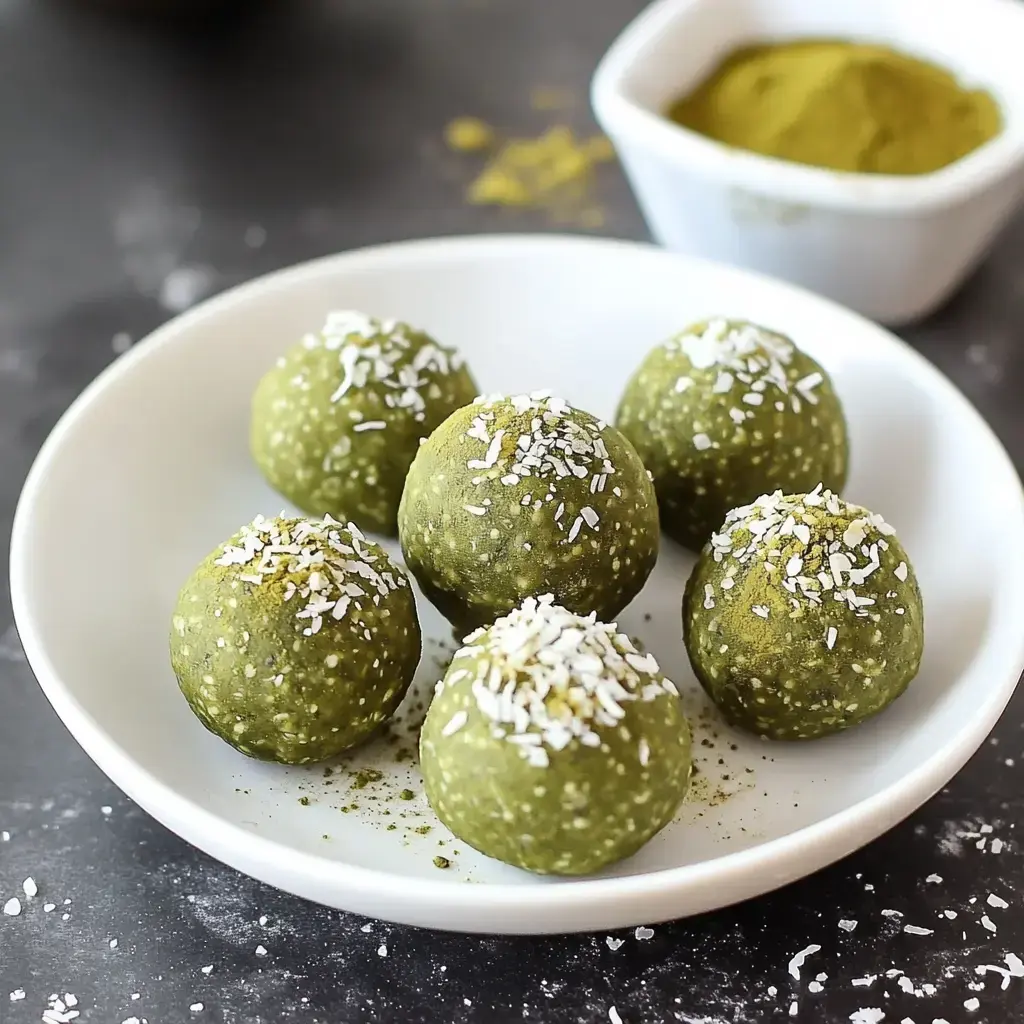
[3,2,1024,1022]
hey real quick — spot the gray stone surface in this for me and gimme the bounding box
[1,1,1023,1021]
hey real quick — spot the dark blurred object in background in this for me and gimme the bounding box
[54,0,281,25]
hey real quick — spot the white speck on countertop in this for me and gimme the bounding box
[100,806,112,816]
[255,945,267,957]
[606,937,624,951]
[22,877,37,898]
[839,919,858,932]
[634,926,654,940]
[3,897,21,916]
[987,893,1009,909]
[158,265,214,313]
[788,944,821,980]
[9,989,25,1001]
[377,944,387,957]
[190,1003,204,1013]
[925,874,943,884]
[244,225,267,249]
[849,1010,884,1024]
[201,965,213,975]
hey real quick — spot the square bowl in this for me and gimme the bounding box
[592,0,1024,324]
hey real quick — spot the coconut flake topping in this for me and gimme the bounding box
[458,391,617,538]
[213,515,405,636]
[447,595,678,768]
[300,310,463,419]
[708,486,902,620]
[672,319,823,412]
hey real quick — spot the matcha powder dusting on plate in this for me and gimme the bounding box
[683,487,924,741]
[420,595,692,876]
[251,311,477,536]
[170,514,421,764]
[668,40,1002,175]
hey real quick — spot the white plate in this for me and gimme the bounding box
[11,235,1024,935]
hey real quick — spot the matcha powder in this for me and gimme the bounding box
[669,40,1001,175]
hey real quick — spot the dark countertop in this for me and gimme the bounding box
[1,2,1023,1022]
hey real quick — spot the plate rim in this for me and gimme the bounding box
[11,233,1024,934]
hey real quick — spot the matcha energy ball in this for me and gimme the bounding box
[251,311,477,536]
[398,390,660,635]
[170,514,421,764]
[616,318,849,550]
[683,487,924,740]
[420,595,692,875]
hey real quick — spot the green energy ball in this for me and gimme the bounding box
[398,390,660,636]
[683,487,924,740]
[170,514,421,764]
[420,595,692,875]
[616,318,849,551]
[251,311,477,536]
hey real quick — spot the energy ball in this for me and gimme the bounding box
[170,514,421,764]
[420,595,692,875]
[683,487,924,740]
[398,390,660,636]
[251,310,477,536]
[616,318,849,551]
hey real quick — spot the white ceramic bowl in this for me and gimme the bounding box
[11,235,1024,934]
[592,0,1024,325]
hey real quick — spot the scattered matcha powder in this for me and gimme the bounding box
[444,117,614,226]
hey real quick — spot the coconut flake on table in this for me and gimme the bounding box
[904,925,934,936]
[849,1010,884,1024]
[42,994,81,1024]
[788,944,821,980]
